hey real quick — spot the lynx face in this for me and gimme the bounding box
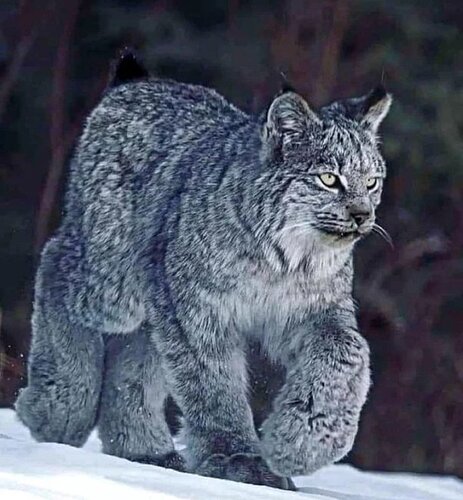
[260,87,392,255]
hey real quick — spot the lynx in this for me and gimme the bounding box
[16,52,391,490]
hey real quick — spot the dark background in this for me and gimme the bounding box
[0,0,462,477]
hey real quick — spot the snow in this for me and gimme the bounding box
[1,409,462,500]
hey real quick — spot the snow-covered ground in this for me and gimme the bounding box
[1,409,462,500]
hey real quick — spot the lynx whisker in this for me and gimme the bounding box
[372,223,394,249]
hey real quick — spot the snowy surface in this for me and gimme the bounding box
[1,409,462,500]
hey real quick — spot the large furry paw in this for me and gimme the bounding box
[129,452,186,472]
[261,403,358,476]
[15,386,94,447]
[195,453,296,490]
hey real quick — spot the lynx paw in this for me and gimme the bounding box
[261,403,358,476]
[196,453,296,490]
[129,452,186,472]
[15,386,90,446]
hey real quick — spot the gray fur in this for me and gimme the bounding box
[15,237,104,446]
[16,77,391,489]
[98,326,184,469]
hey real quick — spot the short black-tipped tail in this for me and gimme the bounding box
[109,47,150,88]
[278,71,297,95]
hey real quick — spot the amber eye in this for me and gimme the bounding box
[318,173,338,188]
[366,177,378,190]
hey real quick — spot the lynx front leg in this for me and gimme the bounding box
[151,301,295,490]
[261,310,370,476]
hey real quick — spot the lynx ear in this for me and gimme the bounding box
[264,91,321,146]
[360,86,392,132]
[340,86,392,133]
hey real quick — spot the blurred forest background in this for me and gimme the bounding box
[0,0,462,477]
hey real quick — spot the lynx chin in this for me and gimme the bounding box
[16,51,392,490]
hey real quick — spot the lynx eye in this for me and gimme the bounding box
[318,173,338,188]
[366,177,378,190]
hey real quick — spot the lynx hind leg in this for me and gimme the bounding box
[98,325,184,471]
[16,238,104,446]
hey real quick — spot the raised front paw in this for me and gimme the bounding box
[261,402,358,477]
[195,453,296,491]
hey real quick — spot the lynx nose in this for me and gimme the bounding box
[348,204,371,227]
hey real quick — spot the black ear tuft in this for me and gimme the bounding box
[324,84,392,133]
[362,85,387,114]
[109,47,150,88]
[360,84,392,133]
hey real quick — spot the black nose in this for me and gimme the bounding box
[349,207,370,227]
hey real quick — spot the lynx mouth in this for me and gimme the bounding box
[317,226,364,243]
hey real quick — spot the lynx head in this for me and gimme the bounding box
[259,86,392,267]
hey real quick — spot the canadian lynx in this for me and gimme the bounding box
[16,52,391,490]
